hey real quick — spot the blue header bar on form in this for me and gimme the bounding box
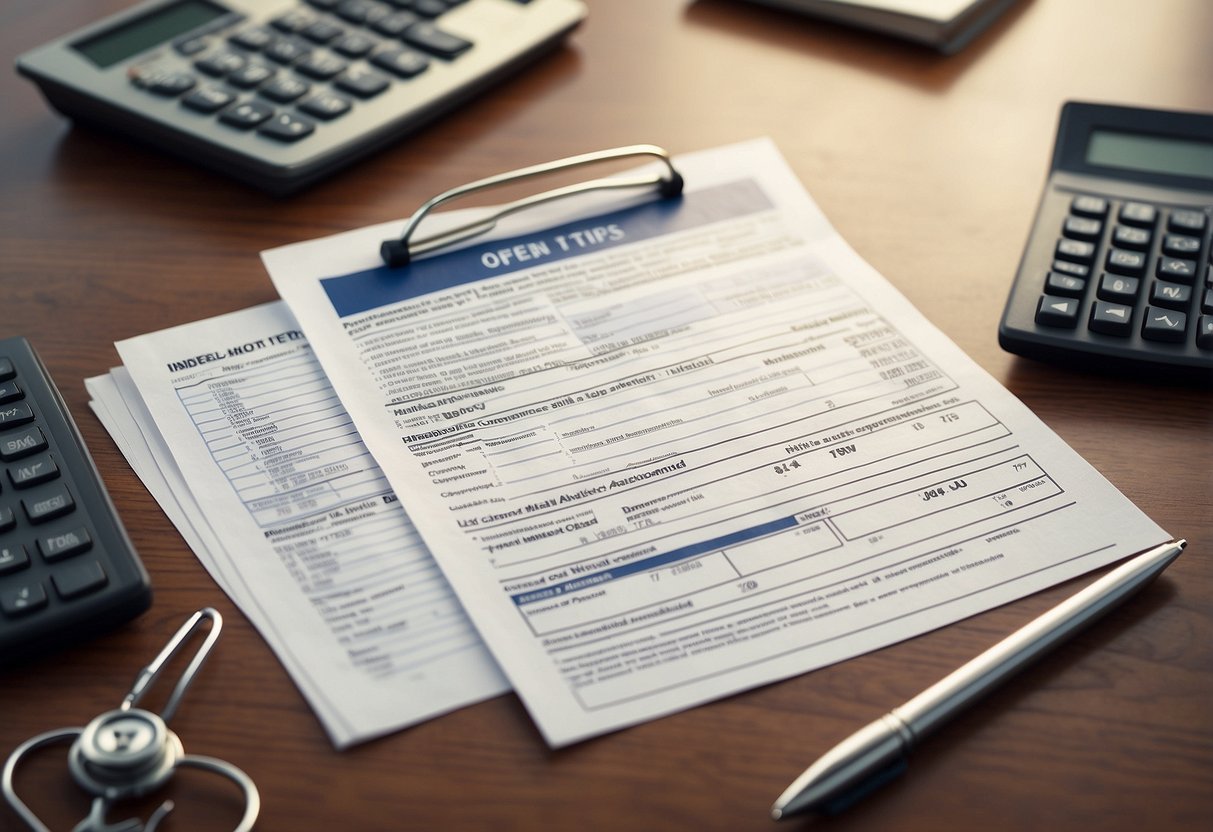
[320,179,773,318]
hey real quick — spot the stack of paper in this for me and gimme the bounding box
[93,139,1169,748]
[736,0,1019,54]
[88,302,508,748]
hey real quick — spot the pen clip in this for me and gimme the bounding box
[379,144,684,267]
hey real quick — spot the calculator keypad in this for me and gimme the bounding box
[1034,194,1213,353]
[128,0,475,142]
[0,366,100,610]
[0,337,151,659]
[19,0,586,194]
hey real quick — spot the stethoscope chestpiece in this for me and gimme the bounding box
[68,709,181,802]
[2,608,260,832]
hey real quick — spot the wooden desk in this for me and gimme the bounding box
[2,1,1210,829]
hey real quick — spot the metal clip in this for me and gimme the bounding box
[2,609,259,832]
[380,144,684,267]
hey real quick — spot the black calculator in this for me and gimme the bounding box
[16,0,587,194]
[998,102,1213,384]
[0,337,151,665]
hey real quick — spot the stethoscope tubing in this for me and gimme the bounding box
[2,727,259,831]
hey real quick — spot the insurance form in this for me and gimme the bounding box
[112,301,508,747]
[265,139,1170,746]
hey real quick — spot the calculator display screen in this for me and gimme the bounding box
[1086,129,1213,181]
[72,0,230,68]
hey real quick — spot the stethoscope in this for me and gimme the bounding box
[2,608,259,832]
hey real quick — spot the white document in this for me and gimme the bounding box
[107,301,508,747]
[88,368,241,597]
[265,139,1170,747]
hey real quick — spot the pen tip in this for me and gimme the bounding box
[770,806,784,821]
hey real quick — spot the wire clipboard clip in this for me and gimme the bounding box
[380,144,684,267]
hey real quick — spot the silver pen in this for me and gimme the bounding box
[770,538,1187,820]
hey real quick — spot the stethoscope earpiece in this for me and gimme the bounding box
[2,609,259,832]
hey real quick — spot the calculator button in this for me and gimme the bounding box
[51,560,109,600]
[1203,288,1213,315]
[228,63,276,89]
[0,359,14,381]
[1111,225,1150,250]
[411,0,448,18]
[1,582,47,618]
[302,20,345,44]
[194,52,247,77]
[131,70,197,97]
[230,28,276,51]
[1035,295,1079,328]
[1198,316,1213,349]
[1163,234,1202,258]
[1088,301,1133,337]
[1150,280,1191,310]
[258,112,316,142]
[1097,273,1139,304]
[0,402,34,429]
[330,32,377,57]
[298,92,352,120]
[1062,216,1101,241]
[372,11,419,37]
[259,77,311,103]
[23,485,75,524]
[175,36,211,56]
[1105,248,1146,276]
[1141,307,1187,342]
[38,526,94,563]
[0,425,48,460]
[1168,209,1208,234]
[219,100,276,129]
[1071,195,1108,218]
[264,39,312,64]
[295,53,350,80]
[0,543,29,575]
[0,506,14,532]
[1157,257,1197,284]
[1119,202,1157,227]
[334,68,391,98]
[371,47,429,78]
[181,86,236,114]
[8,453,60,488]
[1044,272,1085,297]
[404,23,473,59]
[1051,260,1089,278]
[1056,239,1095,264]
[336,0,391,25]
[0,379,22,404]
[271,11,315,33]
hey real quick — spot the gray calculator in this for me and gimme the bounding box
[16,0,587,194]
